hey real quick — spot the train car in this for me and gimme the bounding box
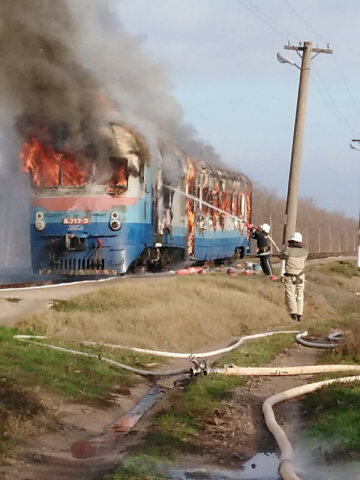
[21,124,252,275]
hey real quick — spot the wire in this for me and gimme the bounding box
[282,0,360,134]
[312,65,358,136]
[237,0,359,138]
[282,0,328,44]
[236,0,293,40]
[332,56,360,119]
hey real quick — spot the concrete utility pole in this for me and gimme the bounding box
[281,42,333,248]
[358,209,360,267]
[350,139,360,268]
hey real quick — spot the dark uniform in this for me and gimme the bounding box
[251,230,273,276]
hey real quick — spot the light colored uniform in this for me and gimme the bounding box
[279,246,308,315]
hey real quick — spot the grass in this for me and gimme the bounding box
[303,382,360,458]
[18,271,332,354]
[0,327,154,403]
[104,453,170,480]
[0,374,57,457]
[0,325,162,458]
[1,259,359,473]
[300,261,360,458]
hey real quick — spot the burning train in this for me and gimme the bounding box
[21,123,252,275]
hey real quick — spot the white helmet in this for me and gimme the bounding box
[260,223,270,234]
[290,232,303,243]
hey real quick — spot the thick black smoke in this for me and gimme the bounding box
[0,0,220,160]
[0,0,221,268]
[0,0,108,153]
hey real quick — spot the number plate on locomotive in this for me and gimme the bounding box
[63,217,90,225]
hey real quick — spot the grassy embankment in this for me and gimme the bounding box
[0,259,358,474]
[301,260,360,461]
[105,260,360,480]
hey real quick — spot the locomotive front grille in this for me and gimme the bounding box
[40,257,119,275]
[56,258,106,271]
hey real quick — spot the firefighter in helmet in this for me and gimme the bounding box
[251,223,273,276]
[279,232,308,321]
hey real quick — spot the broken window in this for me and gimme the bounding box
[21,137,90,188]
[106,157,129,196]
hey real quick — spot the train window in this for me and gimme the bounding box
[233,194,238,216]
[226,193,232,214]
[21,136,93,189]
[241,193,246,217]
[163,188,172,209]
[221,192,227,212]
[179,176,186,217]
[106,157,129,195]
[202,188,209,213]
[61,154,90,187]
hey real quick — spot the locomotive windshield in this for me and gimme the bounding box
[22,137,129,194]
[21,137,91,189]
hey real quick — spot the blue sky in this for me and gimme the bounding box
[117,0,360,218]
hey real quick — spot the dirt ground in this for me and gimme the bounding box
[0,339,321,480]
[197,342,321,466]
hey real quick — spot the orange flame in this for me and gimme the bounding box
[187,159,195,255]
[21,137,87,187]
[106,158,128,195]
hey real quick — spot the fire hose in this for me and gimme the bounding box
[81,330,300,359]
[263,375,360,480]
[15,329,357,480]
[14,330,300,378]
[165,185,280,252]
[296,330,343,349]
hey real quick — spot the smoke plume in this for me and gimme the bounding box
[0,0,221,268]
[0,0,220,160]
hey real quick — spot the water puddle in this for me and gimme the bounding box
[168,452,280,480]
[169,452,360,480]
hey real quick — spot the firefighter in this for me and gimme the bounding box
[251,223,273,276]
[279,232,308,321]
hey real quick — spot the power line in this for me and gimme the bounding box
[282,0,328,44]
[332,56,360,119]
[236,0,292,40]
[282,0,360,132]
[312,65,358,135]
[237,0,358,136]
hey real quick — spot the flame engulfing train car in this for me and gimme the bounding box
[22,124,252,275]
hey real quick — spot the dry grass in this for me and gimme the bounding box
[18,270,334,352]
[306,260,360,328]
[338,323,360,362]
[0,379,56,456]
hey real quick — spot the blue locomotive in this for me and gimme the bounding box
[22,124,252,275]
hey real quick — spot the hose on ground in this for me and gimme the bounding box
[212,363,360,376]
[14,335,189,377]
[262,375,360,480]
[81,330,302,359]
[14,330,302,378]
[296,330,344,349]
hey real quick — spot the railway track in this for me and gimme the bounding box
[0,252,355,289]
